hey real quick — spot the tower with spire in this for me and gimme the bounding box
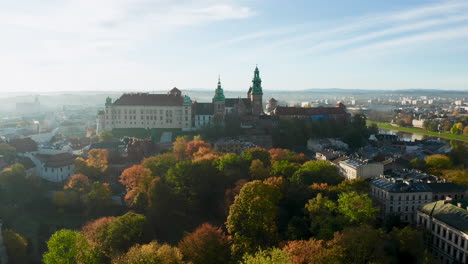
[248,65,264,115]
[213,76,226,115]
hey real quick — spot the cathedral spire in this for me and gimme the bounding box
[251,65,263,95]
[213,76,225,102]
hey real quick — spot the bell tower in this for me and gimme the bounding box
[213,76,226,115]
[249,65,263,115]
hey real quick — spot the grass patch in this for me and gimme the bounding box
[367,120,468,142]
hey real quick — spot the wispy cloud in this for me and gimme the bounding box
[224,0,468,58]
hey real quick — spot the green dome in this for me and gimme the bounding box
[213,76,226,101]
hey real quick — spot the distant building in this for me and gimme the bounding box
[269,102,349,121]
[29,152,75,182]
[97,88,193,134]
[315,149,342,161]
[97,66,265,133]
[412,119,426,128]
[371,177,433,224]
[338,158,384,180]
[15,96,40,115]
[417,199,468,263]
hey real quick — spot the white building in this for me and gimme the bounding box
[97,88,193,134]
[338,158,383,180]
[412,119,426,129]
[370,177,432,223]
[26,150,75,182]
[417,199,468,263]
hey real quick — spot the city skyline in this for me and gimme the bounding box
[1,0,468,92]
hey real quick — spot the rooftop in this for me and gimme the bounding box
[419,200,468,234]
[113,92,184,106]
[273,105,348,116]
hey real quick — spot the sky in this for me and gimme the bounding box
[1,0,468,92]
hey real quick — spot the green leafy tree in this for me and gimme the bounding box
[98,129,114,142]
[424,154,453,172]
[337,191,377,224]
[450,122,464,135]
[305,193,343,240]
[0,143,16,162]
[336,179,370,195]
[242,147,272,167]
[226,180,282,255]
[178,223,231,264]
[2,229,28,264]
[291,161,343,186]
[241,248,293,264]
[83,181,112,216]
[270,160,300,179]
[43,230,81,264]
[142,153,177,177]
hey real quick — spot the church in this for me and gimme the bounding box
[97,66,264,133]
[96,65,349,134]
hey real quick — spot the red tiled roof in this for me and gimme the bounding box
[9,137,38,152]
[113,93,183,106]
[273,106,347,116]
[35,153,75,168]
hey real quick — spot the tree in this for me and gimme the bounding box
[329,226,392,264]
[217,153,248,184]
[441,169,468,187]
[98,130,114,142]
[464,126,468,136]
[241,248,293,264]
[335,179,370,195]
[142,153,177,177]
[249,159,270,180]
[83,182,112,215]
[450,122,464,135]
[424,154,453,174]
[390,226,430,264]
[226,180,282,255]
[305,193,343,240]
[65,174,91,193]
[242,147,271,167]
[186,140,213,158]
[271,160,300,179]
[119,165,152,205]
[166,160,223,216]
[112,241,183,264]
[82,213,148,257]
[0,143,16,162]
[2,229,28,264]
[269,148,293,162]
[291,161,343,186]
[178,223,231,264]
[173,136,188,161]
[337,191,377,224]
[283,239,335,264]
[86,149,109,172]
[43,230,81,264]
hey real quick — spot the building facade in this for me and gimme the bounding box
[338,158,384,180]
[97,66,265,133]
[417,200,468,264]
[371,176,432,223]
[97,88,193,134]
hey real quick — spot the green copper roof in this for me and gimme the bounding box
[213,76,226,101]
[183,95,192,106]
[420,200,468,233]
[251,65,263,94]
[105,97,112,105]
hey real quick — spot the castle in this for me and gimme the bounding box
[97,66,349,134]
